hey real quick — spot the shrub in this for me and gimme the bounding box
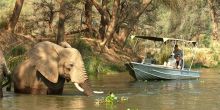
[5,46,26,71]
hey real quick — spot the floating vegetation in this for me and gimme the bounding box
[127,108,139,110]
[200,80,205,83]
[95,92,128,105]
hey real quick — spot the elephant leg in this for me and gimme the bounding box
[14,87,48,94]
[0,88,2,98]
[47,86,64,95]
[0,82,2,98]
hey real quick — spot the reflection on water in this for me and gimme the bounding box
[1,69,220,110]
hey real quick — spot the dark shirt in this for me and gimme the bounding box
[173,49,183,59]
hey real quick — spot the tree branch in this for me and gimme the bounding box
[90,0,106,15]
[135,0,152,18]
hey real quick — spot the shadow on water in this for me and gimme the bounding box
[1,69,220,110]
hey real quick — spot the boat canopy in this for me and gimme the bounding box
[131,35,197,45]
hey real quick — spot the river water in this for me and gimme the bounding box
[1,69,220,110]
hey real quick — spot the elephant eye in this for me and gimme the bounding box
[69,64,74,67]
[67,68,71,71]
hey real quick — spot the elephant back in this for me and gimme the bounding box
[28,41,62,59]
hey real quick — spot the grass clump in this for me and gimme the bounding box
[84,56,102,76]
[84,56,125,76]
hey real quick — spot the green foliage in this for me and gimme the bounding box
[106,64,126,72]
[192,62,204,68]
[155,44,172,64]
[0,0,15,29]
[70,38,92,56]
[0,16,7,29]
[84,55,126,75]
[5,46,26,71]
[212,51,219,61]
[70,39,101,75]
[0,0,15,7]
[84,56,102,75]
[105,92,118,104]
[70,38,126,75]
[95,92,128,105]
[10,45,26,56]
[202,34,211,48]
[139,0,211,40]
[7,55,25,71]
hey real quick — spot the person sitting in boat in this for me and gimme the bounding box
[142,52,154,64]
[175,54,183,69]
[167,53,176,68]
[173,44,183,69]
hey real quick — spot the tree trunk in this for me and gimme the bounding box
[100,0,120,48]
[208,0,219,40]
[118,27,131,47]
[85,0,93,37]
[7,0,25,33]
[99,0,109,40]
[48,10,55,34]
[91,0,152,49]
[117,0,152,47]
[56,0,65,44]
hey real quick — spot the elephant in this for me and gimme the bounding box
[13,41,94,96]
[0,50,11,98]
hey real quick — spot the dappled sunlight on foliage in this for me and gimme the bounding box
[5,45,27,70]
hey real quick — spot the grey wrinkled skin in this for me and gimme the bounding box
[13,41,93,96]
[0,50,11,98]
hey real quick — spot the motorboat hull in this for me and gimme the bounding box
[126,62,200,80]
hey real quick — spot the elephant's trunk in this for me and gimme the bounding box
[74,80,93,96]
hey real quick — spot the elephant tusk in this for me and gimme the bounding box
[93,91,104,94]
[74,83,84,92]
[74,83,104,94]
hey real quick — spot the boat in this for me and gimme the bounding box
[126,35,200,80]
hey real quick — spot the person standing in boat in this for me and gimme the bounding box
[173,44,183,69]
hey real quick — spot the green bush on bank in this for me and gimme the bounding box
[5,45,26,71]
[70,38,126,75]
[83,52,126,75]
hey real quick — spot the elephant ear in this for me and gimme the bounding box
[30,41,60,83]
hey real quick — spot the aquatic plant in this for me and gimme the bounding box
[127,108,139,110]
[95,92,128,105]
[105,92,118,104]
